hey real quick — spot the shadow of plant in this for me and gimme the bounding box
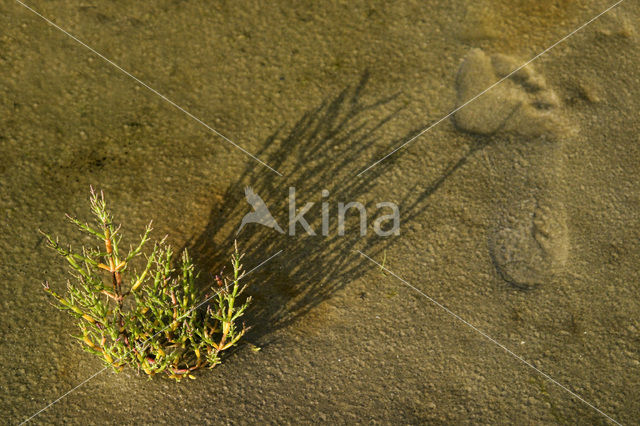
[184,71,487,346]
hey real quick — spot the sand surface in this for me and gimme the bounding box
[1,0,639,424]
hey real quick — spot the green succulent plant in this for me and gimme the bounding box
[41,188,251,380]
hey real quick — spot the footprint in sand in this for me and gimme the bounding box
[453,48,574,289]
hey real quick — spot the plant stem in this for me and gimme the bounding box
[103,224,128,348]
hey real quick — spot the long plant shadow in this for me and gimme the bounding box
[185,71,487,346]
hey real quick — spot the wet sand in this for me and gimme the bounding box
[1,0,639,424]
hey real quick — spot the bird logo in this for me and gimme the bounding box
[236,187,284,235]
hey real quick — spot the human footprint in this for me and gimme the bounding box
[489,198,569,289]
[454,48,570,139]
[454,48,573,289]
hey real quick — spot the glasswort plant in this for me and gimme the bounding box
[41,189,251,380]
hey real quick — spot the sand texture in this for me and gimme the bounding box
[1,0,639,424]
